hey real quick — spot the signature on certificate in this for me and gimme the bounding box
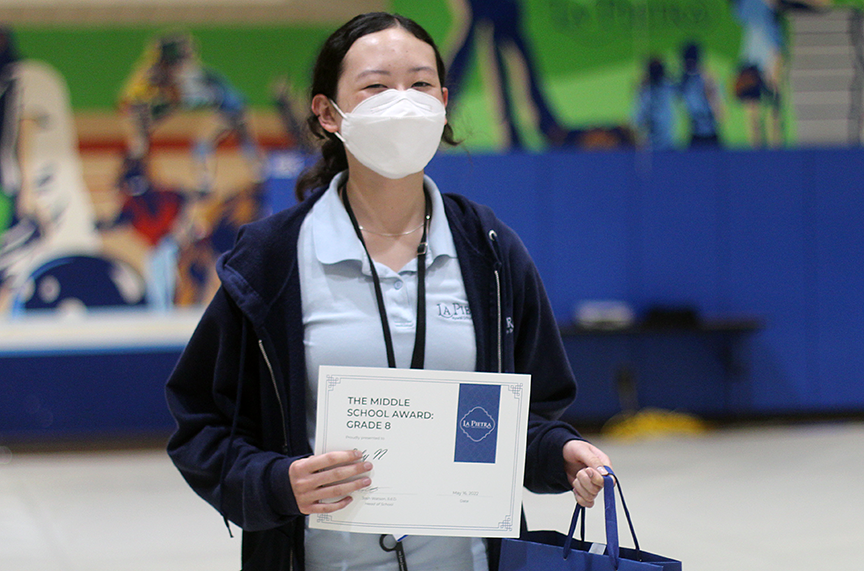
[357,448,389,461]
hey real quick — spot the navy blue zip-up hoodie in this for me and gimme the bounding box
[166,185,582,570]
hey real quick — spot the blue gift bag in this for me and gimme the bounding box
[500,469,681,571]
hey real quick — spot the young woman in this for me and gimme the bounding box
[166,12,611,571]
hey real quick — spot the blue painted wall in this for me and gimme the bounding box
[426,147,864,421]
[0,350,180,440]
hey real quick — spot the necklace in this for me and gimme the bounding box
[358,219,428,237]
[341,182,431,370]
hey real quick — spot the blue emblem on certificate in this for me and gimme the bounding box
[455,383,500,463]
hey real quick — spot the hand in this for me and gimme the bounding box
[562,440,612,508]
[288,449,373,514]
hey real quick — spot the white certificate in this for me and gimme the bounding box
[311,365,531,538]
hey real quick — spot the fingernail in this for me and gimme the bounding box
[598,466,608,475]
[363,462,373,471]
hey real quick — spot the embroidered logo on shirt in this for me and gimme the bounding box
[437,302,472,320]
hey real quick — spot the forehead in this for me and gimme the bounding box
[341,27,437,79]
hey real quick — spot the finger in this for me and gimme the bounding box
[563,441,612,475]
[594,450,612,473]
[579,449,610,475]
[296,472,372,514]
[304,494,354,514]
[584,466,607,487]
[292,460,373,497]
[573,481,599,508]
[310,474,372,503]
[289,451,365,489]
[304,449,365,474]
[311,462,372,494]
[573,489,595,508]
[576,468,604,497]
[315,461,374,489]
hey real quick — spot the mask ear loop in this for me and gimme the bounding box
[329,99,347,118]
[328,98,348,143]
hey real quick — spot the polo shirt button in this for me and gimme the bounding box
[394,281,403,290]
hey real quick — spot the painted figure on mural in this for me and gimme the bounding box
[97,157,192,311]
[268,77,320,211]
[445,0,585,148]
[633,57,677,151]
[98,155,265,310]
[679,42,723,148]
[115,32,267,308]
[731,0,830,147]
[174,178,265,306]
[0,27,144,314]
[119,32,265,193]
[272,77,313,154]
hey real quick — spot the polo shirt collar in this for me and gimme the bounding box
[311,172,457,268]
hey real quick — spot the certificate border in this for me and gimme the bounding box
[313,367,529,536]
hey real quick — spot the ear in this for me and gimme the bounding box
[441,86,449,108]
[311,94,340,134]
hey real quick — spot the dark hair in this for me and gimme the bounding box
[682,42,700,74]
[294,12,458,201]
[0,27,20,70]
[682,42,700,63]
[647,58,665,86]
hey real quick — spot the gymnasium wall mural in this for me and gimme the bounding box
[0,0,860,323]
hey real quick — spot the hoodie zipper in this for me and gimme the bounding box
[258,339,289,453]
[260,341,299,571]
[488,230,503,373]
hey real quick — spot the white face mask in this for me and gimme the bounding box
[332,89,447,179]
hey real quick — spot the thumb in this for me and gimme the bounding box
[585,458,609,477]
[566,441,611,475]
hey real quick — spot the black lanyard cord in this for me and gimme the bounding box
[341,182,430,370]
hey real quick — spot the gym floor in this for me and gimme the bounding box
[2,421,861,570]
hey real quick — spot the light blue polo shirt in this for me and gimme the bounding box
[297,172,484,571]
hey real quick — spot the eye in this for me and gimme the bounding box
[412,81,432,88]
[364,83,387,91]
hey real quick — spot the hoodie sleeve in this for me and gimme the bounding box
[165,286,304,531]
[496,223,584,494]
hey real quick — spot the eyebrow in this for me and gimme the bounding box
[355,66,437,79]
[356,69,390,79]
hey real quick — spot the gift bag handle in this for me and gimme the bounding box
[562,467,642,570]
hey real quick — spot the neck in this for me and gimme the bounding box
[342,164,427,235]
